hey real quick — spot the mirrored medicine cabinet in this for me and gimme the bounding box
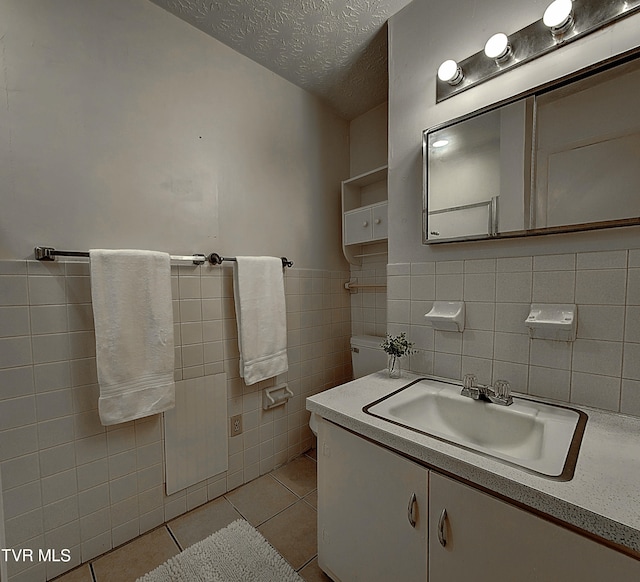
[423,52,640,243]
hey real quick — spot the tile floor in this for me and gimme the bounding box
[53,450,330,582]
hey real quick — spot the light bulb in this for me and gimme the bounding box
[484,33,511,61]
[543,0,574,34]
[432,139,449,148]
[437,60,463,85]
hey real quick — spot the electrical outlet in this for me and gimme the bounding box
[230,414,243,436]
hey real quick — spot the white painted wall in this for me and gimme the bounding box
[349,102,388,177]
[0,5,352,577]
[388,0,640,263]
[0,0,349,271]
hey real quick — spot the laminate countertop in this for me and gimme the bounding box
[306,371,640,556]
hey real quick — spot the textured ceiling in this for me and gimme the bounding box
[149,0,414,119]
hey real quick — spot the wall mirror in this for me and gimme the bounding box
[423,52,640,243]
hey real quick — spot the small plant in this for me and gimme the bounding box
[381,333,415,378]
[380,332,415,358]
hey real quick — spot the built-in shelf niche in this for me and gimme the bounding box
[342,165,388,265]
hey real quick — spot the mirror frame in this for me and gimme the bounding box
[423,47,640,245]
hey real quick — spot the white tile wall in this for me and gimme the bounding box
[350,253,387,338]
[0,259,351,581]
[388,250,640,418]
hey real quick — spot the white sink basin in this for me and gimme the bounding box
[364,378,587,479]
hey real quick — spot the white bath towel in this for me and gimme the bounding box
[90,249,175,425]
[233,257,289,385]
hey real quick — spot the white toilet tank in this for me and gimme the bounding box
[351,335,387,379]
[310,335,387,438]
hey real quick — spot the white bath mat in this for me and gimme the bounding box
[137,519,303,582]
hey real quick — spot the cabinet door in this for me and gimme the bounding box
[429,472,640,582]
[371,202,388,240]
[344,207,373,245]
[318,418,428,582]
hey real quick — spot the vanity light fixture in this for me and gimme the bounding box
[437,59,464,85]
[543,0,574,35]
[484,33,511,62]
[436,0,640,102]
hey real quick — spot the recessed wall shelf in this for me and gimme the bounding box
[342,165,388,266]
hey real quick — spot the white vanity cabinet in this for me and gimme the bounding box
[317,417,428,582]
[316,417,640,582]
[429,472,640,581]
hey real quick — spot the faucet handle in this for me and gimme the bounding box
[492,380,513,405]
[463,374,477,390]
[494,379,511,399]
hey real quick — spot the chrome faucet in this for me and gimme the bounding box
[461,374,513,406]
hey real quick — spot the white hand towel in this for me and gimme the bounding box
[90,249,175,425]
[233,257,289,385]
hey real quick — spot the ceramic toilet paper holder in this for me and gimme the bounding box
[263,384,294,410]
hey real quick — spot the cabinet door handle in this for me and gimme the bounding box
[374,218,381,224]
[362,221,369,227]
[437,508,448,547]
[407,492,417,528]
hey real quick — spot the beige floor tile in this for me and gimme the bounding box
[168,496,242,549]
[61,454,318,580]
[225,474,298,526]
[305,447,317,461]
[258,500,317,571]
[273,455,317,497]
[52,564,93,582]
[91,527,179,582]
[299,557,333,582]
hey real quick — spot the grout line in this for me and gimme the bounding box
[222,476,300,528]
[269,464,317,501]
[619,255,630,413]
[165,523,184,552]
[296,553,319,573]
[301,494,318,512]
[254,497,302,528]
[257,474,319,528]
[269,472,299,496]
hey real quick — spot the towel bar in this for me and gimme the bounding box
[208,253,293,268]
[34,246,293,268]
[35,246,208,265]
